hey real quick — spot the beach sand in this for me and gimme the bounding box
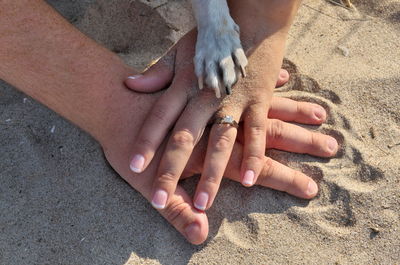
[1,0,399,264]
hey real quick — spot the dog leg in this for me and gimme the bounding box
[191,0,247,98]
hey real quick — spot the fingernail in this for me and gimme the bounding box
[194,192,209,211]
[151,189,168,209]
[279,70,288,79]
[327,138,338,153]
[307,180,318,196]
[185,223,200,243]
[313,107,326,121]
[130,154,145,173]
[242,170,255,186]
[127,75,142,80]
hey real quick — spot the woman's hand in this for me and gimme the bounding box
[124,0,304,212]
[124,22,311,212]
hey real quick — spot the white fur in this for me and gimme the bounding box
[190,0,248,98]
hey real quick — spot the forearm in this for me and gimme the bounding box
[0,0,144,143]
[229,0,301,51]
[227,0,301,93]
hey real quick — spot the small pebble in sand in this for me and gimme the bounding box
[369,127,375,139]
[50,125,56,134]
[369,227,380,239]
[5,119,11,122]
[370,227,380,233]
[23,98,27,103]
[388,142,400,149]
[338,46,350,57]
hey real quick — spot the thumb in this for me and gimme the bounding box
[125,57,174,93]
[158,186,209,245]
[276,69,290,88]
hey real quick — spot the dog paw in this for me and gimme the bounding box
[194,18,247,98]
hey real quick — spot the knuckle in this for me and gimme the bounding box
[264,157,274,171]
[248,124,265,138]
[158,171,178,185]
[297,101,310,116]
[163,200,189,226]
[283,170,298,193]
[261,157,275,181]
[296,101,302,115]
[203,173,220,186]
[310,132,319,148]
[171,130,195,149]
[150,104,169,123]
[137,136,154,150]
[212,132,233,152]
[268,119,285,141]
[245,154,264,164]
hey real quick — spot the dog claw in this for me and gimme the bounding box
[240,65,246,78]
[198,77,204,90]
[215,88,221,98]
[225,85,232,95]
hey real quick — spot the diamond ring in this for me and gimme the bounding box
[214,115,239,128]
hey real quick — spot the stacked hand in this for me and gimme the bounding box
[124,30,338,213]
[0,0,338,246]
[107,30,340,244]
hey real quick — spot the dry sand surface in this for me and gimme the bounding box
[1,0,399,264]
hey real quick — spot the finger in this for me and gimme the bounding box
[151,98,216,210]
[194,112,241,211]
[125,52,175,93]
[129,81,188,173]
[276,69,290,87]
[158,186,209,245]
[240,103,267,187]
[225,142,319,199]
[237,118,338,157]
[124,166,208,244]
[258,157,318,199]
[269,97,327,124]
[266,119,338,157]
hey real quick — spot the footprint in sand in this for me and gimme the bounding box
[217,215,260,249]
[213,58,389,244]
[277,59,386,236]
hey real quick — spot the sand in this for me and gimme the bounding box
[1,0,399,264]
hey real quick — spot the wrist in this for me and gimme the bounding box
[228,0,301,51]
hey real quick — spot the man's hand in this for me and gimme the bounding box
[102,92,338,244]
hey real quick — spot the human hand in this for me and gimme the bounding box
[124,29,302,212]
[0,0,336,247]
[102,90,338,244]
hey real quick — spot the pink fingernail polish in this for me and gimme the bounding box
[127,75,142,80]
[130,154,145,173]
[307,181,318,196]
[151,189,168,209]
[194,192,209,211]
[242,170,255,186]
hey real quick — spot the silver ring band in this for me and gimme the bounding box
[214,115,239,128]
